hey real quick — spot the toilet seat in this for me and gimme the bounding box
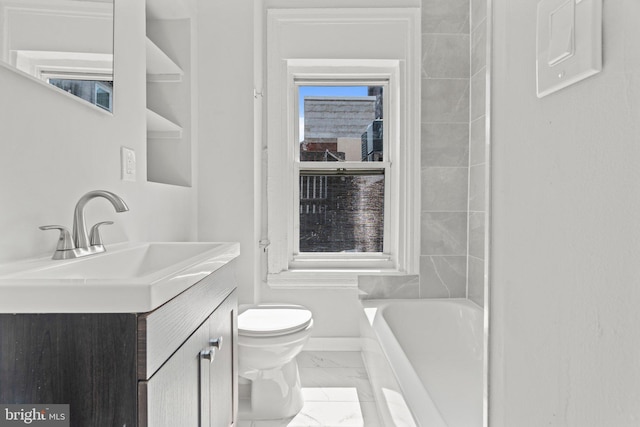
[239,305,313,338]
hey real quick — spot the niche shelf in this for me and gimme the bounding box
[146,37,183,82]
[146,108,182,139]
[145,18,192,188]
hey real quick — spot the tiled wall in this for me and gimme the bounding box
[467,0,487,307]
[419,0,470,298]
[359,0,488,304]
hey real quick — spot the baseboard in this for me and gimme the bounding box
[303,336,363,352]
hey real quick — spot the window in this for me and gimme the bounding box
[296,84,388,256]
[266,9,421,286]
[47,76,113,112]
[266,61,421,283]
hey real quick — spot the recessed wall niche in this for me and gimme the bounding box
[145,0,192,187]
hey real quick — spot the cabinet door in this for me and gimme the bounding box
[140,319,210,427]
[207,291,237,427]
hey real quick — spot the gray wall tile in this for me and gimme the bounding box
[469,117,485,167]
[471,22,486,77]
[422,123,469,167]
[420,0,490,304]
[421,212,468,255]
[422,78,470,123]
[422,34,470,79]
[422,167,469,211]
[468,0,487,307]
[469,164,485,212]
[468,256,485,307]
[420,255,467,298]
[422,0,470,34]
[358,275,420,300]
[470,71,486,122]
[471,0,487,32]
[468,211,485,259]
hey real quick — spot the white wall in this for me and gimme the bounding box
[1,3,112,60]
[0,0,197,265]
[490,1,640,425]
[196,0,259,305]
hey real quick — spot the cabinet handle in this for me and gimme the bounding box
[199,346,215,427]
[200,347,216,364]
[209,336,223,350]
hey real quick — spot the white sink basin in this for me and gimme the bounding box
[0,241,240,313]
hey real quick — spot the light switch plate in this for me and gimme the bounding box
[536,0,602,98]
[121,146,136,182]
[547,0,574,66]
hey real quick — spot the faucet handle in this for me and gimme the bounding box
[89,221,114,246]
[39,225,75,250]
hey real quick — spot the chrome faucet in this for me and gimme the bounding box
[40,190,129,260]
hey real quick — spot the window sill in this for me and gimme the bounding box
[289,253,395,270]
[266,268,408,290]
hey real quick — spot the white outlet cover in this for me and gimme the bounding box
[121,146,136,182]
[536,0,602,98]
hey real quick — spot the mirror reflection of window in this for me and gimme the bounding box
[95,82,112,111]
[48,78,113,112]
[0,0,114,112]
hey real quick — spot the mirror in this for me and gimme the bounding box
[0,0,114,112]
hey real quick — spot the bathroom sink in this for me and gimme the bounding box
[0,242,240,313]
[7,242,229,280]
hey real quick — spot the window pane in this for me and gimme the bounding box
[48,79,113,112]
[95,86,112,111]
[299,173,384,253]
[299,86,383,162]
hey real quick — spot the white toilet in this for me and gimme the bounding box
[237,304,313,420]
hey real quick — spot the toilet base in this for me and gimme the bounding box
[245,358,304,420]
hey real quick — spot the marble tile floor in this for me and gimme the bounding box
[237,351,383,427]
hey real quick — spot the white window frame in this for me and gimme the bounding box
[267,59,420,287]
[265,8,421,288]
[292,79,392,268]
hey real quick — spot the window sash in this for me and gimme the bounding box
[294,81,388,162]
[297,161,389,172]
[293,166,391,261]
[293,166,391,258]
[292,80,392,265]
[299,168,385,177]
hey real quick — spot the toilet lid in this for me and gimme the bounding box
[238,305,313,337]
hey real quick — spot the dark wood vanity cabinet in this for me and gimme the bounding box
[0,263,238,427]
[138,286,237,427]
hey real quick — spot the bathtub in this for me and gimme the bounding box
[360,299,483,427]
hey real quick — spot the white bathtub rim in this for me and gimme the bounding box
[363,299,452,427]
[361,335,419,427]
[362,298,482,427]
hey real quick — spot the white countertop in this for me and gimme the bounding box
[0,241,240,313]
